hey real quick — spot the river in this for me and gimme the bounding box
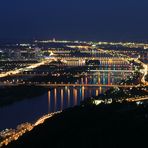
[0,64,133,131]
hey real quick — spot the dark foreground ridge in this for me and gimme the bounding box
[5,102,148,148]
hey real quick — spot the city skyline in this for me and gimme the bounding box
[0,0,148,41]
[0,1,148,147]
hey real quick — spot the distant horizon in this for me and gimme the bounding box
[0,37,148,44]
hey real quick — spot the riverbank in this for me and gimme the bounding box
[0,86,48,107]
[0,67,81,107]
[5,101,148,148]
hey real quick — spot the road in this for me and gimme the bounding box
[89,70,133,72]
[11,69,133,77]
[0,59,54,78]
[36,83,136,88]
[0,111,61,147]
[127,96,148,102]
[0,82,137,88]
[34,111,61,126]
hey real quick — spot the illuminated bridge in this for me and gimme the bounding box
[0,82,136,88]
[35,83,135,88]
[6,69,133,77]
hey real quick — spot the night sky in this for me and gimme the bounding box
[0,0,148,41]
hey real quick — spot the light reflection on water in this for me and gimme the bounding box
[47,71,131,113]
[0,69,132,130]
[47,86,106,113]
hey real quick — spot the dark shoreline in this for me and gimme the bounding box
[0,86,49,107]
[5,101,148,148]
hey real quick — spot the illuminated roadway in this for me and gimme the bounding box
[58,57,126,61]
[0,58,55,78]
[127,96,148,102]
[0,111,61,147]
[12,73,49,77]
[0,82,138,88]
[89,70,133,72]
[34,111,61,126]
[10,70,133,77]
[35,84,137,88]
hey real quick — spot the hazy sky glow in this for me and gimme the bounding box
[0,0,148,41]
